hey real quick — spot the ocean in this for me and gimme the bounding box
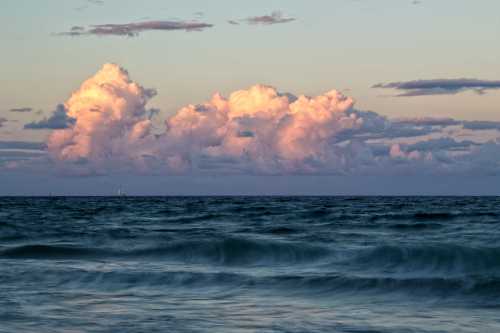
[1,196,499,333]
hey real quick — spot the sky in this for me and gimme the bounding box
[0,0,499,195]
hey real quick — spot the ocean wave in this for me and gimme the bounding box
[388,223,444,231]
[3,267,500,299]
[413,212,456,220]
[266,274,500,298]
[374,210,498,221]
[132,238,331,265]
[370,212,458,222]
[265,226,302,235]
[0,238,330,266]
[0,244,99,259]
[350,244,500,275]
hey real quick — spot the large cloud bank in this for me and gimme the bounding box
[34,64,500,175]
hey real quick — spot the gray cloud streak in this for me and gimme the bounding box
[373,79,500,96]
[393,117,461,127]
[0,141,46,150]
[58,20,214,37]
[243,11,296,25]
[9,107,33,113]
[462,121,500,131]
[24,104,75,130]
[405,138,479,152]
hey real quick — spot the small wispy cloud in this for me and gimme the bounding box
[373,79,500,96]
[0,141,46,150]
[24,104,75,130]
[58,20,214,37]
[462,121,500,131]
[9,107,33,113]
[393,117,460,127]
[230,11,296,26]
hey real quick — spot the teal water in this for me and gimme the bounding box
[1,197,500,332]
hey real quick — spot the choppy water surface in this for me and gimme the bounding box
[1,196,500,332]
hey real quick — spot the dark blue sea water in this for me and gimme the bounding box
[1,197,500,333]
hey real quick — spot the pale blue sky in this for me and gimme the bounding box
[2,0,500,139]
[1,0,500,194]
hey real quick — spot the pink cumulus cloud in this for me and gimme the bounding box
[39,64,500,176]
